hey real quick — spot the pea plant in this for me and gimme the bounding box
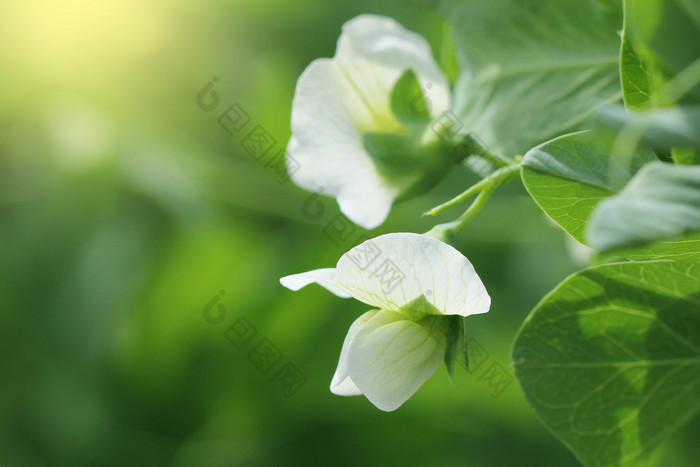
[280,1,700,465]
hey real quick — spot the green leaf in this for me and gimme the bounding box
[620,15,660,109]
[625,0,700,103]
[437,0,623,155]
[512,260,700,466]
[521,131,658,244]
[587,162,700,257]
[616,0,700,161]
[390,69,431,126]
[596,105,700,149]
[608,231,700,263]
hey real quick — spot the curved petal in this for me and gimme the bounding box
[279,268,351,298]
[334,233,490,317]
[337,14,450,125]
[335,182,396,230]
[345,309,445,411]
[330,310,377,396]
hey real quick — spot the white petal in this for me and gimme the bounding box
[337,14,450,124]
[279,268,351,298]
[290,59,365,156]
[330,375,362,397]
[335,183,396,230]
[288,58,411,229]
[330,310,377,396]
[284,137,315,193]
[334,233,490,317]
[345,309,445,411]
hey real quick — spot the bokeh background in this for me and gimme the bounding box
[2,0,698,465]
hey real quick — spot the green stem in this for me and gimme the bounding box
[478,148,515,167]
[423,162,521,243]
[453,185,496,231]
[424,162,520,216]
[423,189,497,243]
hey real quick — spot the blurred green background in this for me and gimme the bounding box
[2,0,697,465]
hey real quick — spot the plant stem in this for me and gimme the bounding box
[477,148,516,167]
[424,162,520,216]
[423,188,496,243]
[423,159,522,243]
[453,185,496,231]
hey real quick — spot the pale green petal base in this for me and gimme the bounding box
[332,309,446,412]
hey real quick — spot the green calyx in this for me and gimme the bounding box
[392,295,466,380]
[361,130,456,178]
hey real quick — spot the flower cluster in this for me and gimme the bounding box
[281,15,490,411]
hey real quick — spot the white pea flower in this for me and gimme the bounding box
[280,233,490,411]
[287,15,454,229]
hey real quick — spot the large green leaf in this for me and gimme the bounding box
[521,131,658,244]
[587,162,700,259]
[512,261,700,466]
[436,0,622,156]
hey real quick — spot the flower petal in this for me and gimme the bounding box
[279,268,351,298]
[345,309,445,411]
[288,59,408,229]
[337,14,450,124]
[330,310,378,396]
[333,233,491,317]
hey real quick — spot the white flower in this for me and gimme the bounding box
[280,233,490,411]
[287,15,451,229]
